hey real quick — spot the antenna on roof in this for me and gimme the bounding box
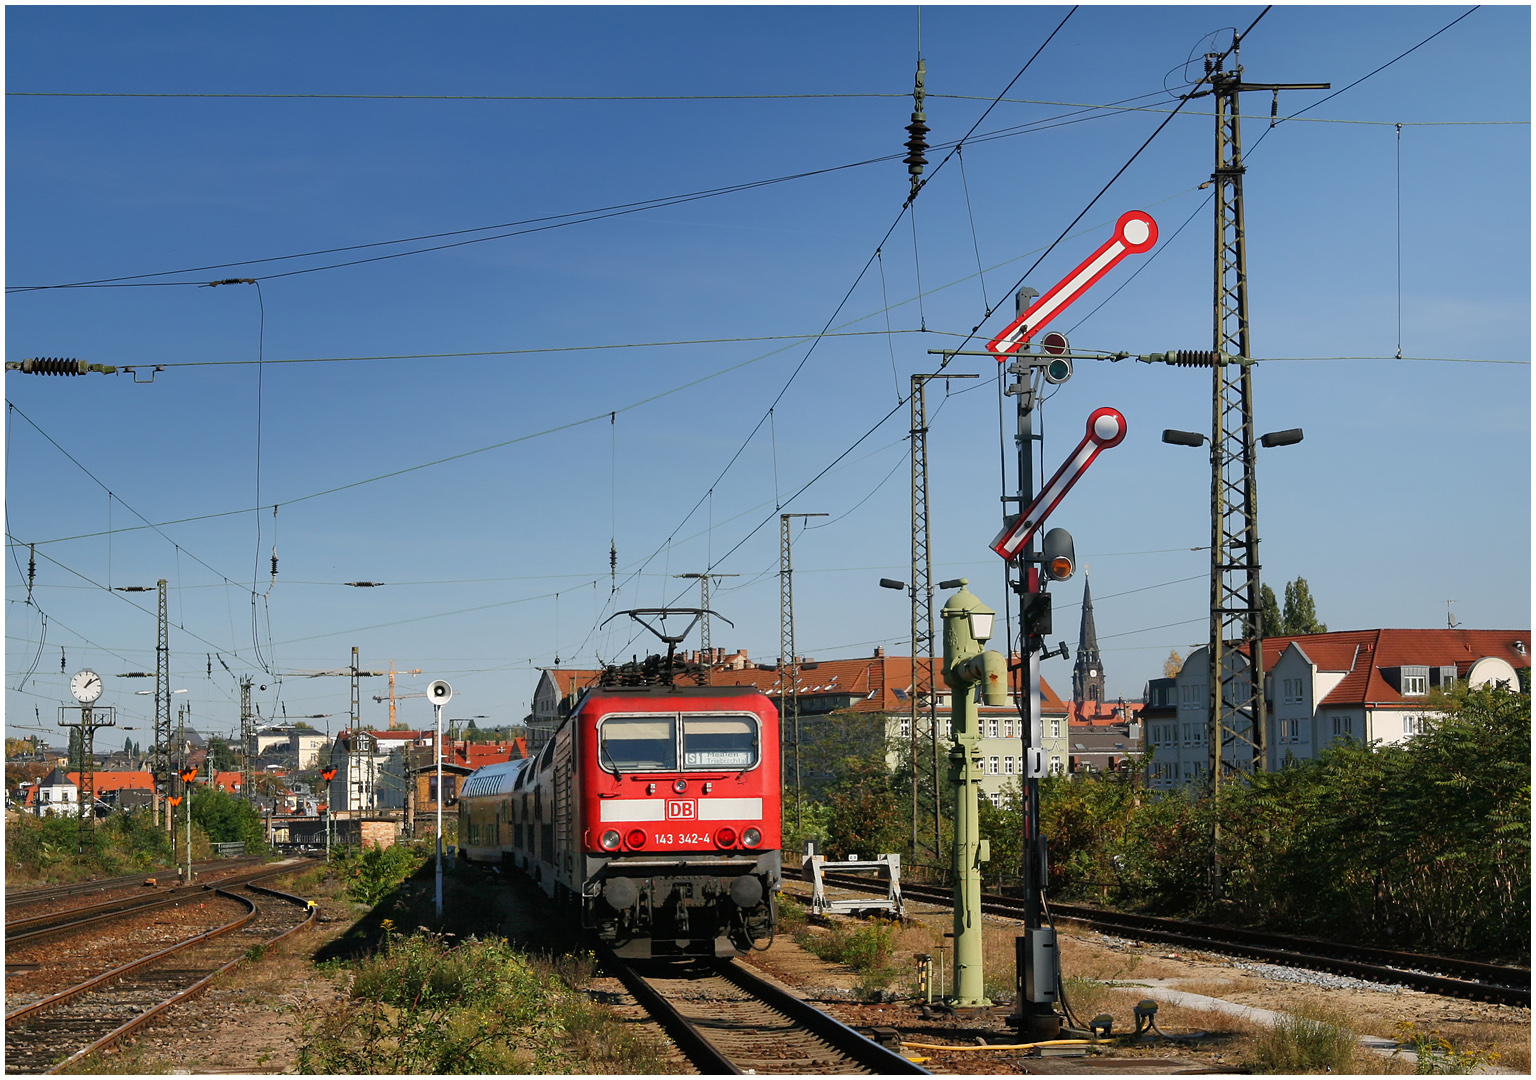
[1445,600,1459,628]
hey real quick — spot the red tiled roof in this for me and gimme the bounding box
[547,652,1066,714]
[1260,628,1529,707]
[1066,700,1143,727]
[65,770,155,793]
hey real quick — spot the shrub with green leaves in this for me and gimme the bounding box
[337,842,427,906]
[300,932,660,1074]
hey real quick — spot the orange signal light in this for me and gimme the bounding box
[180,768,198,783]
[167,795,182,807]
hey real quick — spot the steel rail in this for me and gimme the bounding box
[6,860,312,945]
[808,870,1529,1008]
[719,959,930,1074]
[4,891,257,1025]
[42,885,317,1074]
[4,857,266,905]
[596,942,928,1075]
[594,946,741,1074]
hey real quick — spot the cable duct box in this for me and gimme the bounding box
[1021,927,1060,1003]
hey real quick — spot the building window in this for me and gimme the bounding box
[1049,756,1064,776]
[987,756,1000,775]
[1182,723,1191,744]
[899,717,911,739]
[1182,683,1206,709]
[1003,755,1015,775]
[1049,719,1061,739]
[987,719,999,739]
[1332,715,1354,739]
[1401,674,1427,696]
[1282,677,1303,703]
[987,791,1003,808]
[1193,724,1204,745]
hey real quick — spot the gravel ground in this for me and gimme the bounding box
[30,865,1530,1075]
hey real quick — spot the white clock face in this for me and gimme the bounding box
[70,669,104,703]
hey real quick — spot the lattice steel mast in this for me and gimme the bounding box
[779,513,824,832]
[155,578,171,822]
[907,373,975,866]
[1199,45,1327,896]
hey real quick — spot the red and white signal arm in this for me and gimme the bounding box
[987,211,1158,359]
[992,408,1127,561]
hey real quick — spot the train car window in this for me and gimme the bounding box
[598,717,677,771]
[538,739,556,770]
[682,715,759,768]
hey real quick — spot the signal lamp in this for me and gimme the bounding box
[321,767,337,782]
[715,827,738,848]
[672,779,687,795]
[167,795,182,807]
[625,828,647,850]
[600,830,622,851]
[180,767,197,783]
[1044,357,1073,384]
[742,827,762,848]
[1042,527,1076,581]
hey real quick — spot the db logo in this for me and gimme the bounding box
[665,800,697,820]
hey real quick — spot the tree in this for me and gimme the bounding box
[1282,577,1327,635]
[1162,650,1184,679]
[1260,584,1282,637]
[68,727,86,771]
[206,736,238,772]
[190,784,265,847]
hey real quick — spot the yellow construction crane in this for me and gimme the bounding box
[369,661,423,729]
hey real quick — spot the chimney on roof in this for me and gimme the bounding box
[874,647,884,658]
[1516,640,1527,656]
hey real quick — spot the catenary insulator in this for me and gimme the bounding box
[22,357,86,375]
[1174,350,1217,367]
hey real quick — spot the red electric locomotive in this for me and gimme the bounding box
[460,639,781,959]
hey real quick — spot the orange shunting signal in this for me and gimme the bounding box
[180,767,198,783]
[167,795,182,807]
[321,767,337,782]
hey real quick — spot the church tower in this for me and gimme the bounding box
[1072,576,1105,713]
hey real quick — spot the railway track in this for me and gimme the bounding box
[3,881,315,1074]
[807,870,1530,1009]
[598,949,927,1075]
[6,859,311,947]
[5,857,266,911]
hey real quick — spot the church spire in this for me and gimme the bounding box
[1072,576,1105,714]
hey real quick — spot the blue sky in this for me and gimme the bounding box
[6,5,1529,747]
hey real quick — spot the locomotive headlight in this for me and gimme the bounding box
[672,779,688,795]
[742,827,762,848]
[715,827,737,848]
[600,830,622,851]
[625,828,647,849]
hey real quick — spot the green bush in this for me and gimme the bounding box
[7,808,174,881]
[337,843,427,906]
[300,933,660,1074]
[190,785,265,849]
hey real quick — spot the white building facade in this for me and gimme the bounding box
[1148,628,1529,791]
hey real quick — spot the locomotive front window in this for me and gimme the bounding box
[682,715,758,768]
[599,717,677,771]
